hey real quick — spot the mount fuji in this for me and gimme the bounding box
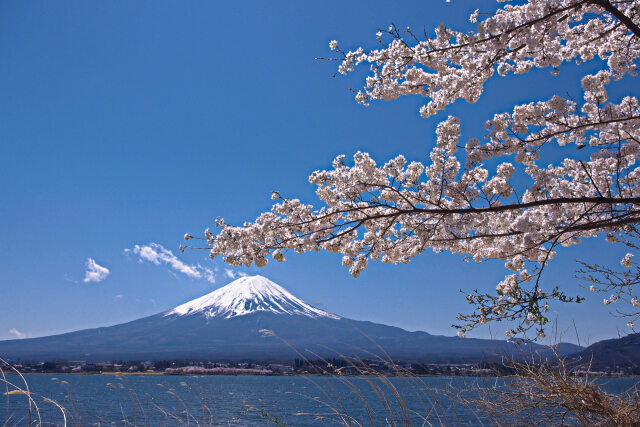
[0,275,582,361]
[165,275,340,320]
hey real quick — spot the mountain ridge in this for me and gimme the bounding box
[0,275,583,362]
[566,333,640,370]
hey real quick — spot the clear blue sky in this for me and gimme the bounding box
[0,0,637,344]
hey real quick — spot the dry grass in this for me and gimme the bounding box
[258,329,482,426]
[1,357,219,426]
[1,357,67,426]
[460,355,640,426]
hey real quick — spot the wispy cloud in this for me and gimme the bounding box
[200,265,216,283]
[126,243,216,283]
[224,269,247,280]
[8,328,26,339]
[83,258,110,283]
[63,274,78,284]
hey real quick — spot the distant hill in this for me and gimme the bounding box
[0,275,583,362]
[568,333,640,371]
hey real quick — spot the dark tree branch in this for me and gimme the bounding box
[592,0,640,38]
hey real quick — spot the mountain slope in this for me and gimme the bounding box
[0,276,583,362]
[166,275,339,319]
[567,333,640,370]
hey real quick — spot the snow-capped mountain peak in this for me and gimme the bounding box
[165,275,340,320]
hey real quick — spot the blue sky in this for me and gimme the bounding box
[1,0,637,344]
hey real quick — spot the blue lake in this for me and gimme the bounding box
[2,374,639,425]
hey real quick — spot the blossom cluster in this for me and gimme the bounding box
[334,0,639,118]
[579,252,640,332]
[205,93,640,272]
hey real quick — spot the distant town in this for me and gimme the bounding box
[3,358,638,377]
[2,358,495,376]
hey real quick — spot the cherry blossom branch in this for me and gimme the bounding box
[592,0,640,37]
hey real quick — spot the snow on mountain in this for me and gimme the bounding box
[165,275,340,320]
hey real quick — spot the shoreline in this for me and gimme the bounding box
[10,372,638,378]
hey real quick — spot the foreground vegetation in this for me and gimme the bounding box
[3,351,640,426]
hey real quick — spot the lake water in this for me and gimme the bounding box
[2,374,639,425]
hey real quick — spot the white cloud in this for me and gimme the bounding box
[199,265,216,284]
[224,269,247,280]
[134,243,200,278]
[127,243,215,283]
[115,294,123,300]
[83,258,110,283]
[8,328,26,339]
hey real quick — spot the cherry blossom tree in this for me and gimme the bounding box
[186,0,640,339]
